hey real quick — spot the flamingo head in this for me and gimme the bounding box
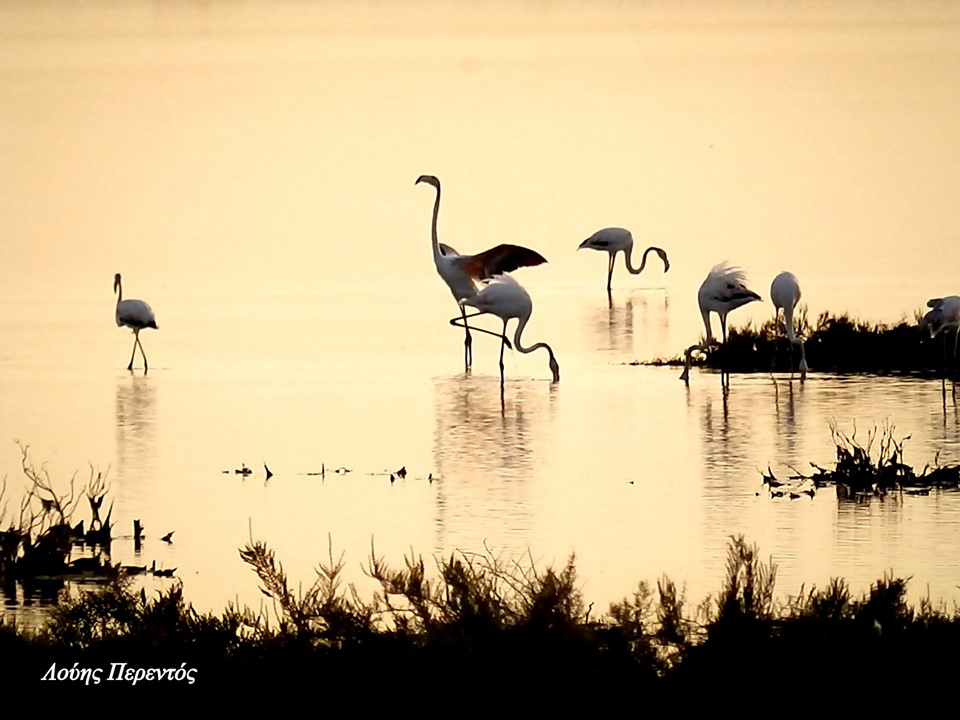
[549,355,560,383]
[416,175,440,189]
[654,247,671,272]
[114,273,122,293]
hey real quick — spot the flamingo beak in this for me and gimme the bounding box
[550,357,560,383]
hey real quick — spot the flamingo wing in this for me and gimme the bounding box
[458,244,548,281]
[721,283,761,304]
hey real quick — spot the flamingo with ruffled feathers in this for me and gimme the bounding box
[680,263,761,385]
[416,175,548,370]
[451,273,560,384]
[578,227,669,292]
[114,273,157,371]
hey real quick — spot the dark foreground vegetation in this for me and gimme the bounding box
[3,535,960,702]
[657,309,960,376]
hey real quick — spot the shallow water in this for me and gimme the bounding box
[2,0,960,625]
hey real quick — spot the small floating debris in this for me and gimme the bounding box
[69,556,108,574]
[151,560,176,578]
[760,466,786,488]
[161,531,174,543]
[264,463,273,480]
[759,464,817,500]
[303,465,353,478]
[396,466,407,479]
[235,464,253,476]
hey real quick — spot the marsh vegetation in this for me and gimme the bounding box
[656,310,959,377]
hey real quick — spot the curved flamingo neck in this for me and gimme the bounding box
[779,305,808,376]
[622,242,638,275]
[681,341,710,382]
[782,305,799,343]
[115,278,123,323]
[512,312,560,381]
[622,244,645,275]
[427,182,442,265]
[513,312,556,361]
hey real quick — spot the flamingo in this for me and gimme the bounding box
[680,263,761,385]
[450,273,560,384]
[114,273,157,371]
[578,227,669,292]
[770,271,808,381]
[920,295,960,377]
[416,175,548,369]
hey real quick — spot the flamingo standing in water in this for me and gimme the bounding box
[578,227,670,292]
[680,263,761,385]
[770,271,808,382]
[921,295,960,379]
[451,273,560,384]
[416,175,548,369]
[114,273,157,371]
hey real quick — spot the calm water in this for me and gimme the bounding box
[2,0,960,626]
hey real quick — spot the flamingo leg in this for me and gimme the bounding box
[128,330,139,371]
[954,327,959,382]
[720,314,729,384]
[943,333,948,380]
[449,313,513,349]
[606,253,615,292]
[769,310,780,377]
[499,319,508,385]
[460,304,472,370]
[798,339,807,383]
[137,333,149,372]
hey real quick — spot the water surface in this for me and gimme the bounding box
[2,0,960,623]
